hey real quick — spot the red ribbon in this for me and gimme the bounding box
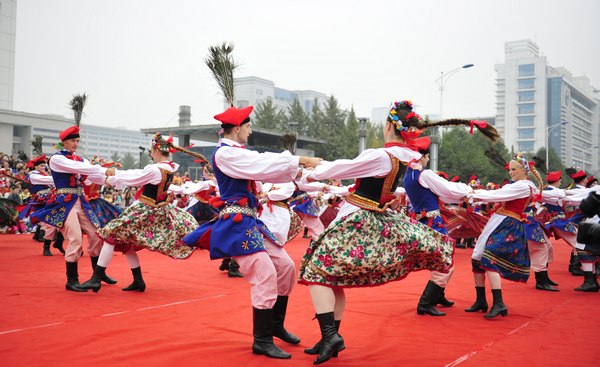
[469,120,487,135]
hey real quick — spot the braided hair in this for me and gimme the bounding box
[152,133,209,164]
[387,100,500,143]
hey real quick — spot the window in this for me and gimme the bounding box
[518,78,535,89]
[518,91,535,102]
[518,129,535,139]
[517,141,534,152]
[518,116,534,126]
[518,103,535,114]
[256,89,263,95]
[518,64,535,77]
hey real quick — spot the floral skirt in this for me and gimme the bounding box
[98,202,198,259]
[288,210,303,242]
[298,209,455,288]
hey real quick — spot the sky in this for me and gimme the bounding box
[13,0,600,131]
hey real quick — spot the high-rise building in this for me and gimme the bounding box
[0,0,16,110]
[495,40,599,172]
[233,76,328,115]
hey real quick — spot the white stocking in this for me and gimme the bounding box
[97,242,115,267]
[125,248,140,268]
[309,285,335,314]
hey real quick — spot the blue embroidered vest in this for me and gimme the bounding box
[403,168,440,213]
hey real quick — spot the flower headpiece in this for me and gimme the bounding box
[513,153,530,173]
[388,100,420,132]
[152,132,177,154]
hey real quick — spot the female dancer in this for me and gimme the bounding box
[467,154,543,318]
[298,100,499,364]
[81,133,201,292]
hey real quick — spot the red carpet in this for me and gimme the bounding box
[0,233,598,367]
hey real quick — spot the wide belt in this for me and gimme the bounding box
[415,209,441,221]
[56,188,84,195]
[219,205,258,219]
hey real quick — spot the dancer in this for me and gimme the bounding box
[81,133,200,293]
[467,154,543,318]
[183,105,322,359]
[31,125,112,292]
[403,142,472,316]
[298,100,499,364]
[19,155,65,255]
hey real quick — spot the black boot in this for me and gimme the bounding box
[417,281,445,316]
[33,226,42,241]
[303,227,310,238]
[574,271,600,292]
[272,296,300,344]
[228,258,243,278]
[65,261,87,292]
[438,288,455,307]
[219,257,231,271]
[465,286,488,313]
[80,264,106,293]
[535,271,559,292]
[569,253,584,276]
[305,319,345,355]
[314,312,344,365]
[122,267,146,292]
[484,289,508,318]
[43,239,52,256]
[251,307,291,359]
[455,238,466,249]
[91,256,117,284]
[53,232,65,254]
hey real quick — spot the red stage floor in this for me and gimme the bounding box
[0,233,598,367]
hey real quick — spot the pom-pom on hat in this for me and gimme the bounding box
[546,171,562,183]
[214,106,254,127]
[59,125,80,141]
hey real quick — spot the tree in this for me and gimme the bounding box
[438,127,510,185]
[138,150,151,168]
[121,152,137,170]
[306,98,324,138]
[285,98,310,136]
[320,95,347,160]
[253,97,286,131]
[110,152,122,163]
[343,107,359,158]
[367,122,384,149]
[534,147,564,174]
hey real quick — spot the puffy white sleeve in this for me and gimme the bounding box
[50,155,106,176]
[29,173,54,186]
[541,188,566,205]
[107,165,163,190]
[419,170,471,203]
[267,182,296,201]
[473,181,535,203]
[215,147,300,183]
[308,149,392,181]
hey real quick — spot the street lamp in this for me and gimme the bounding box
[358,117,368,153]
[138,146,146,169]
[430,64,475,171]
[545,121,568,172]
